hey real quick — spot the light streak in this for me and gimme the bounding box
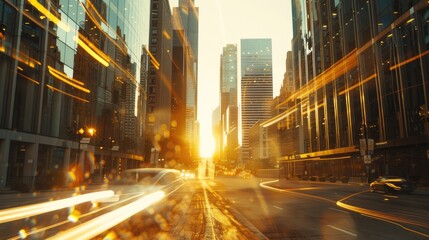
[81,0,128,55]
[338,74,377,96]
[47,66,90,93]
[201,182,219,238]
[46,85,89,102]
[8,192,145,240]
[0,191,114,224]
[389,49,429,71]
[326,225,357,237]
[74,34,110,67]
[27,0,70,32]
[337,201,429,229]
[261,108,297,128]
[11,50,41,68]
[17,71,40,85]
[337,191,429,230]
[144,47,160,70]
[48,191,165,240]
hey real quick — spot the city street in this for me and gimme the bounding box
[0,176,428,239]
[211,176,429,239]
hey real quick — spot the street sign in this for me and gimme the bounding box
[111,146,119,151]
[80,137,90,144]
[80,143,88,150]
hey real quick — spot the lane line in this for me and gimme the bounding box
[329,207,349,214]
[327,225,357,237]
[273,205,283,210]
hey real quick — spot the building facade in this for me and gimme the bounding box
[144,0,174,166]
[219,44,238,165]
[168,0,199,164]
[240,38,273,164]
[266,0,429,182]
[0,0,150,189]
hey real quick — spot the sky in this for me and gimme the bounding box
[171,0,294,157]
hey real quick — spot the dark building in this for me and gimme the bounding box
[266,0,429,182]
[145,0,173,166]
[0,0,150,189]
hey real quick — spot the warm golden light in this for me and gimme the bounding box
[338,74,377,96]
[17,72,40,85]
[78,128,85,135]
[47,66,90,93]
[144,47,160,70]
[389,49,429,71]
[27,0,70,32]
[74,34,110,67]
[46,84,90,103]
[87,128,96,136]
[261,108,297,128]
[48,191,165,240]
[0,191,114,224]
[199,135,215,158]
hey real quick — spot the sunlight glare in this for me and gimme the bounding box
[199,133,214,158]
[49,191,165,240]
[0,191,114,224]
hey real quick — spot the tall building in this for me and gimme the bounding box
[145,0,173,165]
[0,0,150,189]
[220,44,238,165]
[240,38,273,164]
[171,29,188,165]
[265,0,429,180]
[172,0,199,161]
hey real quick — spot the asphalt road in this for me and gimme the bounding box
[0,177,428,239]
[211,176,429,240]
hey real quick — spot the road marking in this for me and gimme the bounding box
[273,205,283,210]
[383,194,399,198]
[327,225,357,237]
[329,207,349,214]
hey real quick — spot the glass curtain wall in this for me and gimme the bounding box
[289,0,429,179]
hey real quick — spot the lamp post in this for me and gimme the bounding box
[68,126,96,189]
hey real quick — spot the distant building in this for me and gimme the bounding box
[220,44,238,165]
[240,38,273,165]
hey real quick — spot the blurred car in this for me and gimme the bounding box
[122,168,183,189]
[370,176,415,194]
[180,170,196,179]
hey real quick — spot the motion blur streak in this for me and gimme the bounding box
[201,181,217,238]
[8,192,145,240]
[0,191,114,224]
[27,0,70,32]
[48,191,165,240]
[361,214,429,238]
[336,201,429,229]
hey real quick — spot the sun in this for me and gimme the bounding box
[199,133,215,158]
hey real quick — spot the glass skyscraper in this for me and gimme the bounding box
[220,44,238,165]
[240,38,273,163]
[0,0,150,189]
[267,0,429,180]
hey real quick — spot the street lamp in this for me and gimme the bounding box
[67,125,96,189]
